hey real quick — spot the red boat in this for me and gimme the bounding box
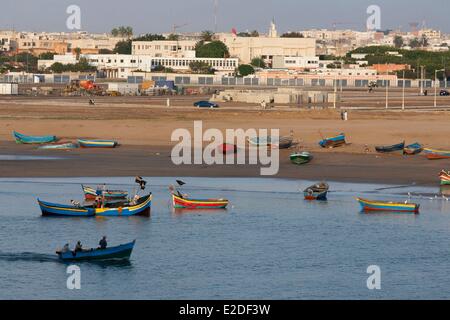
[218,143,237,154]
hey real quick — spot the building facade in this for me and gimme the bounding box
[132,40,197,58]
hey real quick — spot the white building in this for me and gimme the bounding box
[132,40,197,58]
[272,56,320,70]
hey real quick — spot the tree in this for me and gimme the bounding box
[74,47,82,59]
[167,34,180,41]
[134,34,166,41]
[189,61,214,74]
[281,32,304,38]
[111,28,119,37]
[38,52,55,60]
[111,26,134,38]
[409,38,421,48]
[237,30,259,37]
[98,49,113,54]
[421,35,429,47]
[250,57,266,68]
[113,40,132,54]
[394,36,404,48]
[201,30,214,42]
[237,64,255,76]
[196,41,229,58]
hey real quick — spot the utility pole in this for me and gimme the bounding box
[435,69,445,108]
[214,0,219,33]
[333,74,337,109]
[402,70,405,111]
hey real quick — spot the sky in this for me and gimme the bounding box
[1,0,449,34]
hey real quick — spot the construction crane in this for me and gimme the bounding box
[172,23,189,35]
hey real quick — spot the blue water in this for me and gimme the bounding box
[0,177,450,300]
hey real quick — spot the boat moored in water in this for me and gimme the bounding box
[304,182,329,200]
[356,197,419,213]
[171,193,228,209]
[82,185,128,200]
[56,240,135,261]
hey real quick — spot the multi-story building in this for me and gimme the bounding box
[131,40,197,58]
[272,56,320,70]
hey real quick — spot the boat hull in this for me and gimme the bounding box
[78,139,118,148]
[38,199,95,217]
[439,171,450,185]
[304,182,329,200]
[403,143,423,155]
[356,198,419,213]
[290,152,312,165]
[58,241,135,261]
[424,148,450,160]
[94,194,152,217]
[13,131,57,144]
[375,141,405,153]
[82,185,128,200]
[172,194,228,209]
[319,134,346,148]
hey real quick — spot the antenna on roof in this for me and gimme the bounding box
[214,0,219,33]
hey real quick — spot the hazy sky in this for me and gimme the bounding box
[1,0,449,34]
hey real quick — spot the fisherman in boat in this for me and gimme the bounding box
[75,241,83,253]
[62,243,70,253]
[99,236,107,250]
[70,200,81,207]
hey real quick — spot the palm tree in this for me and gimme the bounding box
[201,30,214,42]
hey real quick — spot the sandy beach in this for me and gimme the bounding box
[1,95,450,185]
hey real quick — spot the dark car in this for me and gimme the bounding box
[194,101,219,108]
[440,90,450,96]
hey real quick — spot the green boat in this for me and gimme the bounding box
[290,151,313,165]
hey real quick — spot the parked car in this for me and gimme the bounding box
[440,90,450,96]
[194,101,219,108]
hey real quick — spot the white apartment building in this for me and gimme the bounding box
[132,40,197,58]
[272,56,320,70]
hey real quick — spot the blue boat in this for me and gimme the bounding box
[38,194,152,217]
[375,141,405,153]
[319,133,346,148]
[57,240,135,261]
[13,131,57,144]
[403,143,423,155]
[304,182,329,200]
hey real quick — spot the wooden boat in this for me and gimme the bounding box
[423,148,450,160]
[304,182,329,200]
[356,197,419,214]
[13,131,57,144]
[375,141,405,153]
[171,193,228,209]
[403,143,423,155]
[82,185,128,200]
[248,136,292,148]
[78,139,118,148]
[439,170,450,185]
[290,151,313,165]
[218,143,237,154]
[57,240,135,261]
[319,133,346,148]
[37,194,152,217]
[38,142,79,150]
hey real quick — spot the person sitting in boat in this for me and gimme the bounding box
[62,243,70,253]
[75,241,83,253]
[70,200,81,207]
[130,194,141,205]
[99,236,107,250]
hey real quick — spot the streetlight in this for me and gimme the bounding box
[435,69,445,108]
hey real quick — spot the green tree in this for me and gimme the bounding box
[409,38,421,48]
[394,36,404,48]
[189,61,214,74]
[201,30,214,41]
[237,64,255,76]
[196,41,229,58]
[113,40,132,54]
[74,47,82,59]
[281,32,304,38]
[167,34,180,41]
[250,57,266,68]
[38,52,55,60]
[134,34,166,41]
[111,28,119,37]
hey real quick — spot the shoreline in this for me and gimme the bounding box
[0,142,445,187]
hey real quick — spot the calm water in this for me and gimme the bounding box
[0,177,450,300]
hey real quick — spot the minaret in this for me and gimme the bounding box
[269,19,277,38]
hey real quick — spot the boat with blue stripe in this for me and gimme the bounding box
[356,197,419,214]
[38,194,152,217]
[78,139,118,148]
[319,133,346,148]
[57,240,135,261]
[13,131,57,144]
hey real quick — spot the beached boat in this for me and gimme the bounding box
[304,182,329,200]
[290,151,313,165]
[423,148,450,160]
[38,194,152,217]
[171,193,228,209]
[277,136,294,149]
[248,136,292,149]
[375,141,405,153]
[82,185,128,200]
[356,197,419,213]
[56,240,135,261]
[13,131,57,144]
[38,143,79,150]
[78,139,118,148]
[439,170,450,185]
[218,143,237,154]
[403,143,423,155]
[319,133,346,148]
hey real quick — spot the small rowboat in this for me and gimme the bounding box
[38,194,152,217]
[57,240,135,261]
[423,148,450,160]
[439,170,450,185]
[13,131,57,144]
[78,139,118,148]
[218,143,237,154]
[319,133,346,148]
[356,197,419,214]
[290,151,313,165]
[403,143,423,155]
[82,185,128,200]
[304,182,329,200]
[248,136,292,149]
[375,141,405,153]
[172,193,228,209]
[38,143,79,150]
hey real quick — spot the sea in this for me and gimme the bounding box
[0,177,449,299]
